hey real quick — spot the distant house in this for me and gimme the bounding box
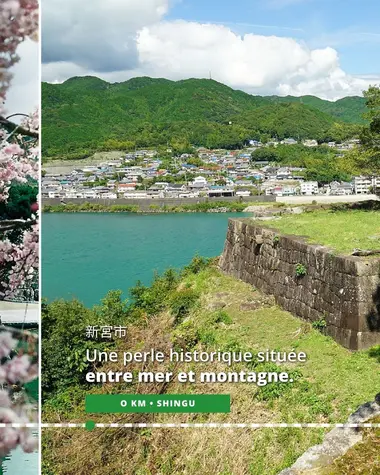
[117,183,136,192]
[100,192,117,199]
[303,139,318,147]
[83,190,99,199]
[124,191,149,199]
[300,181,318,195]
[189,176,208,189]
[166,184,187,192]
[281,138,298,145]
[207,186,235,198]
[236,190,251,197]
[329,182,354,196]
[354,176,379,194]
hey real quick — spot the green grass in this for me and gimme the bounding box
[42,264,379,475]
[321,416,380,475]
[260,209,380,255]
[42,200,272,214]
[185,268,380,418]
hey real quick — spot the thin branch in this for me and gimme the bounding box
[0,219,37,232]
[0,116,39,139]
[0,324,38,339]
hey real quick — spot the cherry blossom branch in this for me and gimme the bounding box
[0,115,39,139]
[0,0,39,457]
[0,218,37,232]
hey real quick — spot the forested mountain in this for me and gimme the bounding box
[42,76,366,160]
[267,95,367,124]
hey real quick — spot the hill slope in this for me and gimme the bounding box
[42,76,364,160]
[268,95,367,124]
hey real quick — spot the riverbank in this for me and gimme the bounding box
[42,199,276,214]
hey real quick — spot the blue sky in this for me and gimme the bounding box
[166,0,380,76]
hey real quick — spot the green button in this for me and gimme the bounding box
[86,394,230,413]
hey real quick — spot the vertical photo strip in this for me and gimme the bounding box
[39,1,379,475]
[0,0,39,473]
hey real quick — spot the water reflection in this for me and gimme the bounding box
[3,441,38,474]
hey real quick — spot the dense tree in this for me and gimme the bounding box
[251,148,279,162]
[360,86,380,173]
[42,77,365,160]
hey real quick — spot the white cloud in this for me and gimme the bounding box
[41,3,380,100]
[5,39,39,117]
[42,0,170,72]
[136,21,379,99]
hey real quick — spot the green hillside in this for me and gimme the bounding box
[42,76,365,160]
[269,94,367,124]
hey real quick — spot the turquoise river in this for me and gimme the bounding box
[42,212,249,307]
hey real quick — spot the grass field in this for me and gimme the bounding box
[261,209,380,255]
[42,264,380,475]
[322,416,380,475]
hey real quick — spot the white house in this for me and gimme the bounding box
[354,176,380,194]
[303,139,318,147]
[236,190,251,197]
[300,181,318,195]
[189,176,208,189]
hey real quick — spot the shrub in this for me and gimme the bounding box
[172,320,200,349]
[183,255,212,275]
[170,288,199,324]
[213,310,233,325]
[41,297,120,401]
[198,328,217,345]
[256,365,302,402]
[295,263,307,277]
[312,317,327,332]
[129,268,179,315]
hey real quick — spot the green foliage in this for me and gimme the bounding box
[183,255,213,275]
[360,86,380,174]
[295,263,307,277]
[129,268,179,316]
[93,290,129,325]
[368,345,380,363]
[268,94,367,124]
[213,310,233,325]
[0,181,37,219]
[251,147,279,162]
[312,317,327,332]
[170,288,200,324]
[41,293,128,400]
[0,181,38,243]
[43,200,251,214]
[42,76,364,159]
[43,202,139,213]
[250,143,353,184]
[172,320,200,350]
[256,364,303,402]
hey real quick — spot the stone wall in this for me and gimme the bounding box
[219,219,380,350]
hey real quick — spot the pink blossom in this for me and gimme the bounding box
[0,390,11,408]
[0,332,17,358]
[4,354,31,384]
[0,0,39,458]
